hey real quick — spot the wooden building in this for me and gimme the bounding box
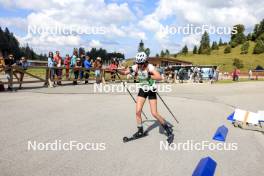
[147,57,192,67]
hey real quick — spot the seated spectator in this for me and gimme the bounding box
[73,58,82,85]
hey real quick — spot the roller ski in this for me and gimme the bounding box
[162,123,174,144]
[123,126,148,143]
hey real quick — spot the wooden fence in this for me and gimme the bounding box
[0,65,124,88]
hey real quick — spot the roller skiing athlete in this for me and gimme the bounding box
[117,52,174,144]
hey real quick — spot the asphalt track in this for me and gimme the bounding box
[0,82,263,176]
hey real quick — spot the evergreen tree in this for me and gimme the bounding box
[218,38,223,46]
[182,45,188,55]
[137,40,150,56]
[165,49,170,57]
[231,24,246,47]
[211,41,219,50]
[233,58,244,69]
[224,45,231,54]
[145,48,150,57]
[193,45,197,54]
[160,50,165,57]
[138,40,145,52]
[240,41,250,54]
[199,31,211,54]
[253,33,264,54]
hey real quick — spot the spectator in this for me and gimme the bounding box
[73,58,82,85]
[84,55,92,84]
[64,54,71,80]
[208,67,214,84]
[16,57,29,89]
[109,59,118,82]
[80,54,86,80]
[4,54,16,91]
[232,68,240,81]
[48,52,55,88]
[70,50,78,79]
[193,67,199,83]
[93,57,102,84]
[214,66,219,82]
[0,56,5,91]
[53,51,62,85]
[248,69,253,80]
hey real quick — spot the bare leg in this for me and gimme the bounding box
[149,99,165,124]
[136,96,146,126]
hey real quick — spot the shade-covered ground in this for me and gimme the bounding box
[0,82,263,176]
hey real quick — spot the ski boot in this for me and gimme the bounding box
[162,123,174,144]
[123,126,148,143]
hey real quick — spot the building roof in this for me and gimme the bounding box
[148,57,192,64]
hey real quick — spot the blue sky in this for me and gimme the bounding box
[0,0,263,58]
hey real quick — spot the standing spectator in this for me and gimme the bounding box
[53,51,62,85]
[16,57,29,89]
[214,66,219,82]
[48,52,55,88]
[109,59,118,82]
[80,54,86,80]
[73,58,82,85]
[193,67,199,83]
[4,54,16,91]
[208,67,214,84]
[70,50,78,79]
[64,54,71,80]
[0,56,5,91]
[232,68,240,81]
[93,57,102,84]
[84,55,92,84]
[248,69,253,80]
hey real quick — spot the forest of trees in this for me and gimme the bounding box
[0,27,47,60]
[0,27,125,62]
[180,18,264,55]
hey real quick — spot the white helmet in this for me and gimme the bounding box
[135,52,147,64]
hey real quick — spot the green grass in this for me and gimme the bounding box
[175,41,264,72]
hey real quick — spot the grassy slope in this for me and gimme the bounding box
[175,41,264,72]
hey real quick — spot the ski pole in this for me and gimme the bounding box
[115,71,148,120]
[156,92,179,123]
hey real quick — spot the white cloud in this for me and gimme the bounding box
[0,17,27,30]
[182,34,201,48]
[138,0,264,52]
[89,40,102,48]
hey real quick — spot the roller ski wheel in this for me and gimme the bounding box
[123,131,148,143]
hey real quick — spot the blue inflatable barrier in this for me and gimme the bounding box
[227,112,235,121]
[192,156,217,176]
[213,125,228,142]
